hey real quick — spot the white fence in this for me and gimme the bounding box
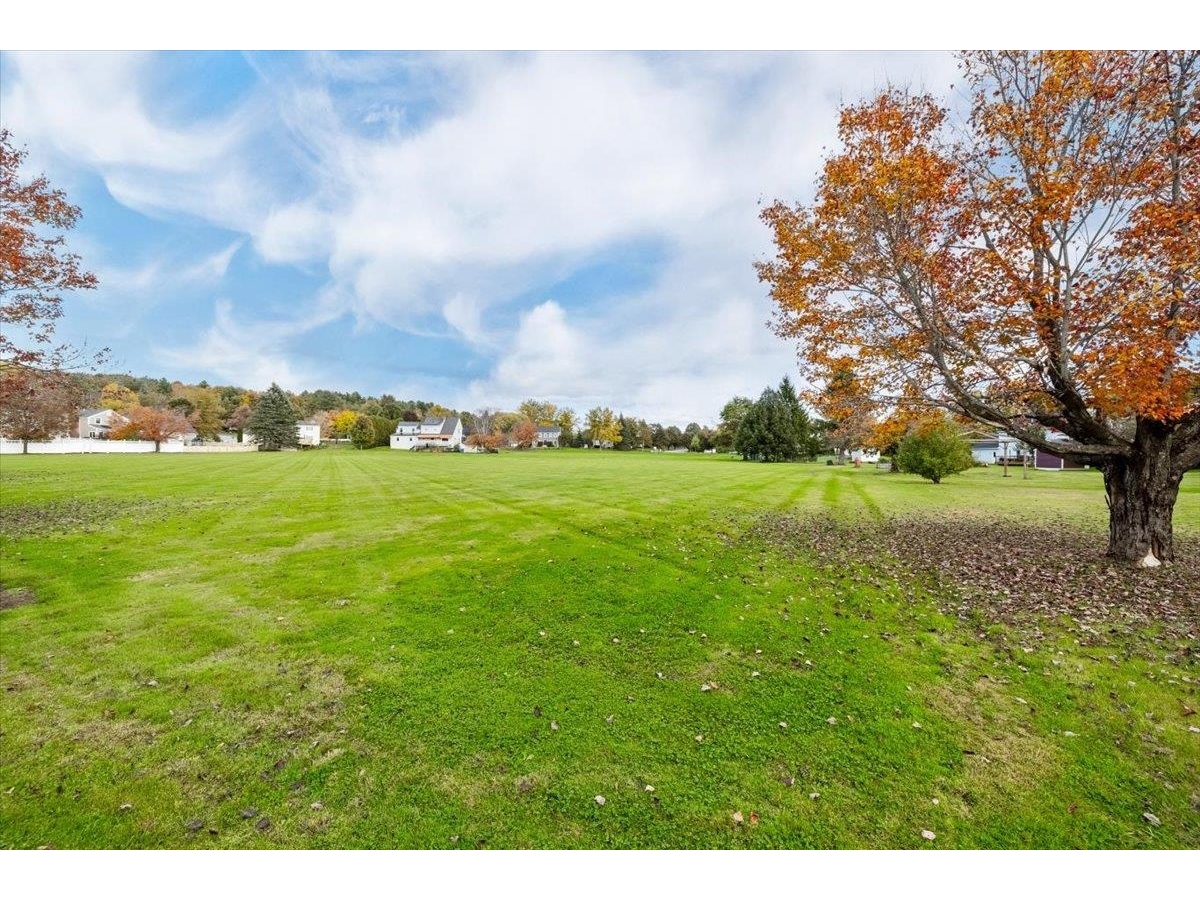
[0,438,258,455]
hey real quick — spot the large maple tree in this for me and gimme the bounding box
[759,51,1198,565]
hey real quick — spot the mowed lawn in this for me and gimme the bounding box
[1,449,1197,849]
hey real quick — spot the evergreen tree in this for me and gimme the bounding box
[778,376,821,460]
[735,378,821,462]
[248,383,300,451]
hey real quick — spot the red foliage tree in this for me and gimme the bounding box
[1,128,101,374]
[466,431,506,453]
[511,418,538,449]
[109,406,190,452]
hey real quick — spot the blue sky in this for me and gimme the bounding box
[1,51,955,425]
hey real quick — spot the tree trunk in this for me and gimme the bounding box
[22,439,29,454]
[154,440,161,453]
[1102,428,1182,565]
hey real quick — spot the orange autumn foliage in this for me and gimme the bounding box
[511,418,538,449]
[1,129,102,373]
[760,52,1198,440]
[108,406,190,450]
[758,51,1199,563]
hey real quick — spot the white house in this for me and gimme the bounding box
[963,429,1033,466]
[76,408,128,439]
[390,421,420,450]
[535,426,562,448]
[297,420,322,446]
[391,416,463,450]
[850,448,880,464]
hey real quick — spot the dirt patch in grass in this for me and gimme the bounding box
[753,513,1200,648]
[925,676,1061,815]
[0,498,144,538]
[0,584,37,610]
[0,497,228,539]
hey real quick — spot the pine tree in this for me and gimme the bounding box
[735,378,821,462]
[248,383,299,451]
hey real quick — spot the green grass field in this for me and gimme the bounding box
[1,449,1197,848]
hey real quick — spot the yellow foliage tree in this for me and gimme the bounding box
[99,382,138,411]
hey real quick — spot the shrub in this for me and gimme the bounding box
[350,415,394,449]
[896,421,974,484]
[466,432,505,453]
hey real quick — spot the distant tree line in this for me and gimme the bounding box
[8,371,861,461]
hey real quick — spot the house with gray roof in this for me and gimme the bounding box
[76,408,129,439]
[535,425,562,448]
[391,416,462,450]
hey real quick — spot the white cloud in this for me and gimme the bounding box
[1,52,234,172]
[442,293,493,347]
[89,240,241,300]
[256,203,332,264]
[1,51,270,233]
[154,298,336,391]
[477,301,587,401]
[290,52,956,419]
